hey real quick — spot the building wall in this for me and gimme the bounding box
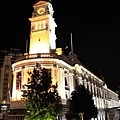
[10,54,119,120]
[6,0,120,119]
[0,56,12,105]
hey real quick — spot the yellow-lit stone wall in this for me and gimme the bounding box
[12,67,34,101]
[29,14,57,54]
[29,30,49,54]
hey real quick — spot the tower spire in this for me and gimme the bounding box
[37,0,51,2]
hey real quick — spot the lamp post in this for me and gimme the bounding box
[79,113,84,120]
[1,101,7,113]
[0,100,8,120]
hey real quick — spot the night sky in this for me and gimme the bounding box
[1,0,120,92]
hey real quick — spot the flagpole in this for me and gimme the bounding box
[71,33,73,52]
[26,39,28,53]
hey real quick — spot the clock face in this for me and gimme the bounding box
[37,7,45,15]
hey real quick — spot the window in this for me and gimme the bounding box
[4,73,9,77]
[38,22,41,29]
[3,81,8,86]
[3,86,8,91]
[4,78,8,81]
[31,24,35,31]
[2,96,7,100]
[65,77,69,90]
[5,65,9,68]
[41,21,46,29]
[65,77,68,86]
[5,69,9,74]
[16,72,22,90]
[3,91,7,95]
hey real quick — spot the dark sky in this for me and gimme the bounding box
[1,0,120,92]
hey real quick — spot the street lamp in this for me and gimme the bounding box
[1,101,7,113]
[0,101,8,120]
[79,113,84,120]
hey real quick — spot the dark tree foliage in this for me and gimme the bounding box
[22,63,61,120]
[66,84,98,120]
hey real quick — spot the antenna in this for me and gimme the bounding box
[99,66,104,81]
[70,33,73,52]
[26,39,28,53]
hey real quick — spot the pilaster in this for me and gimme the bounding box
[57,67,66,103]
[12,71,17,101]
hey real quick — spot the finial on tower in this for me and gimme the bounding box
[36,0,51,2]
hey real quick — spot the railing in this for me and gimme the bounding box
[8,114,24,120]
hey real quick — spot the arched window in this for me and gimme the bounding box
[65,77,68,86]
[65,77,69,90]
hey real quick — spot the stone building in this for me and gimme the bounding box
[1,0,119,120]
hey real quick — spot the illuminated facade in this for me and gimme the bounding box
[29,0,56,54]
[9,0,119,120]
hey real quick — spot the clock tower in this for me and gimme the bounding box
[29,0,57,54]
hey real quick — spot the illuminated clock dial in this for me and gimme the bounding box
[37,7,45,15]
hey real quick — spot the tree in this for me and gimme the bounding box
[66,84,98,120]
[22,63,62,120]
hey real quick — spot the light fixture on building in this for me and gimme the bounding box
[1,101,7,113]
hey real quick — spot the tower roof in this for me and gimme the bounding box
[34,0,51,7]
[37,0,51,2]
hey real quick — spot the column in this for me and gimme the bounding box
[12,71,17,101]
[69,72,74,95]
[51,66,57,85]
[57,67,66,103]
[22,68,29,86]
